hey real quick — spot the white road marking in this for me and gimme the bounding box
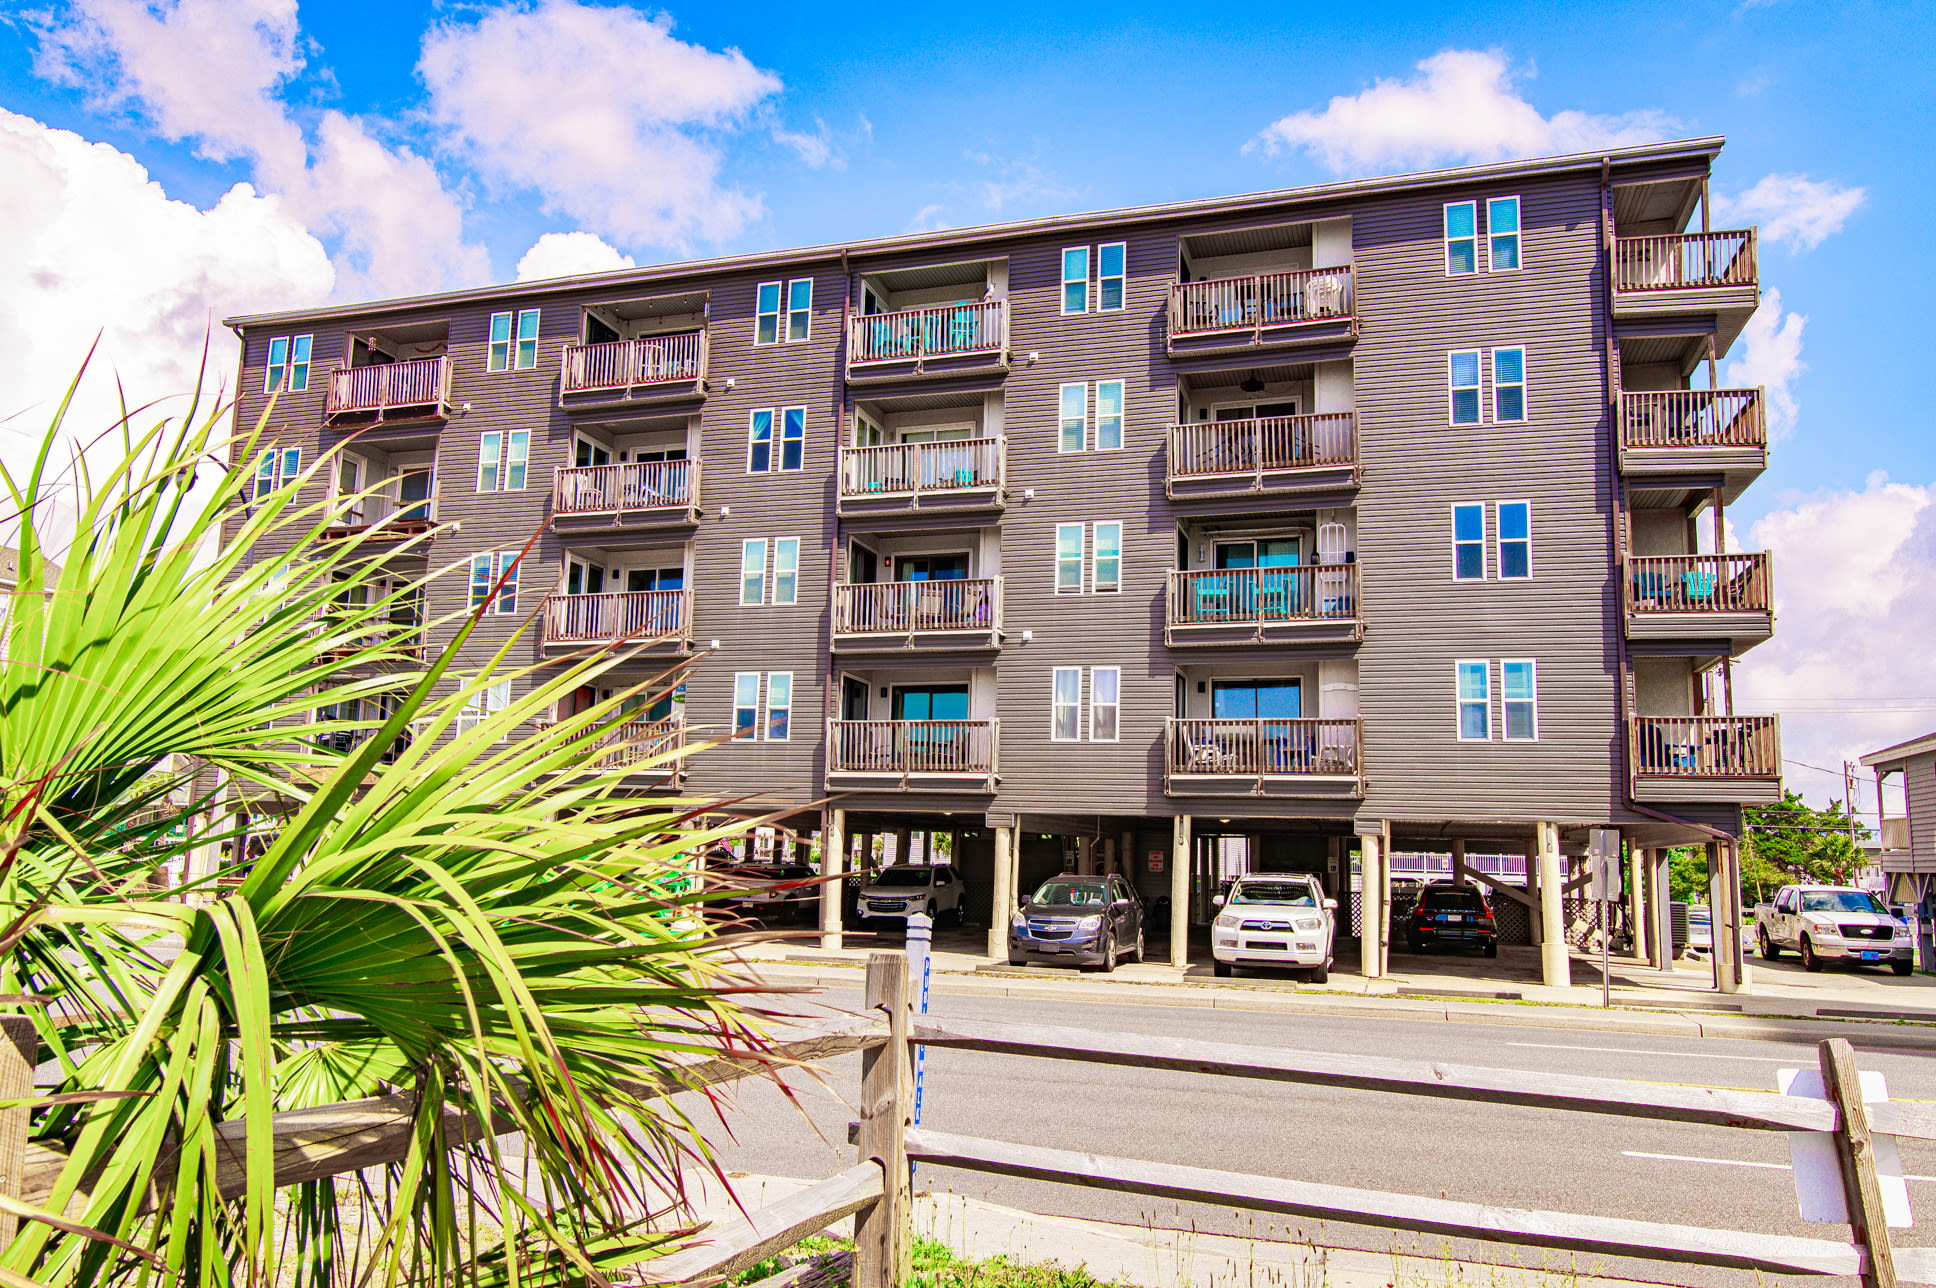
[1508,1041,1796,1063]
[1624,1151,1936,1183]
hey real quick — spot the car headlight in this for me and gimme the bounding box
[1895,924,1912,940]
[1010,911,1027,930]
[1294,918,1323,932]
[1078,915,1102,931]
[1215,914,1239,928]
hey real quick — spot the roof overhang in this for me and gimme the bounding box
[1861,729,1936,770]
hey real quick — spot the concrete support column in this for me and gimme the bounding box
[1714,840,1747,994]
[1169,815,1191,968]
[1077,835,1097,876]
[1524,836,1542,947]
[1359,831,1385,980]
[819,809,845,950]
[893,827,910,866]
[1537,822,1569,987]
[987,826,1014,959]
[1121,831,1134,882]
[1627,842,1649,965]
[1705,842,1729,993]
[1651,847,1674,968]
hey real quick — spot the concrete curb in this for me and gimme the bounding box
[749,961,1936,1049]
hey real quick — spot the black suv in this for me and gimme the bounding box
[1008,875,1145,971]
[1405,884,1498,957]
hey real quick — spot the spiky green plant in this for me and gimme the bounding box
[0,363,782,1286]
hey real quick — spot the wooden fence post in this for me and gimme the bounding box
[0,1016,36,1247]
[855,953,911,1288]
[1818,1038,1896,1288]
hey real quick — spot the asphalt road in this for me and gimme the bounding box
[671,988,1936,1288]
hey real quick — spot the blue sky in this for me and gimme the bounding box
[1,0,1930,810]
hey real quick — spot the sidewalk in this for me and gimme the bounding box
[693,1172,1679,1288]
[737,934,1936,1047]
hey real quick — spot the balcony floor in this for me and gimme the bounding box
[1164,773,1365,800]
[1632,775,1783,806]
[1625,611,1772,656]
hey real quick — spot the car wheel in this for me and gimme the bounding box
[925,901,937,924]
[1213,959,1232,978]
[1801,937,1824,972]
[1131,928,1145,964]
[1007,954,1027,968]
[1483,940,1498,959]
[1309,960,1328,984]
[1097,930,1116,973]
[1760,929,1781,960]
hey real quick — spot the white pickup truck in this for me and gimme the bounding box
[1754,884,1913,975]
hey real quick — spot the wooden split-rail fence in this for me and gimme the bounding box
[4,956,1933,1288]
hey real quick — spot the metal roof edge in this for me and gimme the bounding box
[1861,730,1936,769]
[223,135,1726,331]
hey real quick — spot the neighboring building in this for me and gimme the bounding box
[222,136,1778,983]
[1862,731,1936,910]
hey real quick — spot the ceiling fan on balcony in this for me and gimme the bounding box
[1239,370,1265,394]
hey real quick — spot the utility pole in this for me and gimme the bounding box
[1844,760,1862,884]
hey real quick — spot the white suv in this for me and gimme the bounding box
[857,864,967,929]
[1211,874,1337,981]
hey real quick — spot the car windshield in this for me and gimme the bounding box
[1230,881,1318,906]
[873,868,934,888]
[1801,890,1887,915]
[1421,889,1486,910]
[1031,880,1109,907]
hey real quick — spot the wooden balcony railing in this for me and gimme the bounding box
[1630,715,1780,780]
[1614,230,1758,293]
[1167,413,1358,484]
[539,590,691,646]
[596,716,684,771]
[561,332,706,394]
[1167,718,1362,778]
[325,356,450,419]
[838,437,1004,499]
[327,483,437,537]
[1168,267,1353,339]
[834,578,1001,637]
[848,300,1006,366]
[1626,553,1771,615]
[1168,565,1358,627]
[828,719,998,778]
[1621,389,1766,450]
[551,460,698,516]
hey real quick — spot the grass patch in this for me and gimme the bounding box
[729,1236,1129,1288]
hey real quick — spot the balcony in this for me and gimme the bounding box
[1619,390,1767,501]
[1166,413,1358,499]
[1166,566,1361,647]
[833,579,1002,653]
[846,301,1007,385]
[826,719,999,793]
[1612,230,1759,354]
[539,590,691,653]
[836,437,1005,516]
[551,460,701,530]
[324,357,451,426]
[320,485,437,545]
[1629,715,1782,804]
[1166,267,1354,357]
[531,713,686,787]
[1625,552,1772,653]
[560,332,707,409]
[1164,717,1364,799]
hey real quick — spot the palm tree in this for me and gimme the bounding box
[0,365,780,1287]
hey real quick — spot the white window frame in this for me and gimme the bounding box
[1496,500,1532,581]
[765,672,794,741]
[1448,350,1482,426]
[1052,666,1082,741]
[747,408,774,473]
[469,551,520,615]
[755,281,782,345]
[1055,523,1085,594]
[1091,521,1122,593]
[1060,246,1090,315]
[1486,195,1522,272]
[254,446,302,502]
[733,672,761,740]
[1097,242,1126,312]
[772,537,800,605]
[264,334,312,393]
[1492,346,1527,423]
[1456,660,1492,742]
[476,432,501,493]
[1444,201,1478,277]
[1095,379,1124,451]
[779,405,806,471]
[515,309,540,369]
[504,429,529,490]
[1500,659,1538,741]
[1090,666,1120,742]
[785,278,813,342]
[1451,503,1486,582]
[739,539,767,606]
[1058,383,1087,453]
[456,680,512,736]
[488,312,513,372]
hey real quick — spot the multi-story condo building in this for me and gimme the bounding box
[223,136,1777,989]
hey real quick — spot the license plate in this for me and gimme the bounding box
[1244,940,1287,951]
[1862,952,1883,961]
[1446,915,1464,922]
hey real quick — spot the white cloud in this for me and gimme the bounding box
[1711,174,1865,252]
[516,232,636,282]
[1736,474,1936,808]
[962,149,1078,215]
[35,0,487,298]
[418,0,780,249]
[772,119,838,170]
[1251,49,1676,174]
[1726,288,1806,441]
[905,204,949,233]
[0,108,333,549]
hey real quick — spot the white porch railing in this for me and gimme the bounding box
[838,438,1004,499]
[551,460,698,516]
[539,590,691,646]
